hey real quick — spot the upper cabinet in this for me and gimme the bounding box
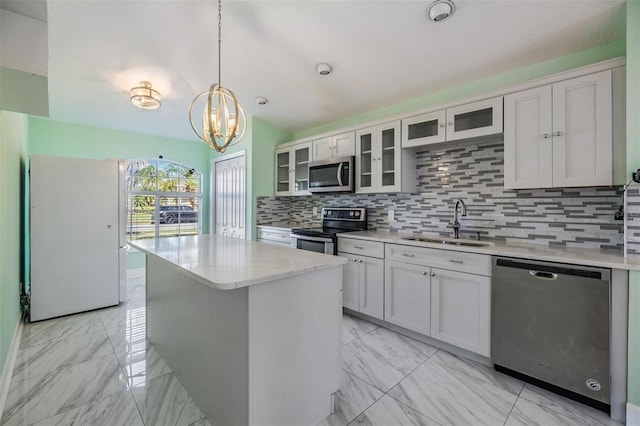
[312,131,356,160]
[504,70,614,189]
[402,97,503,149]
[274,141,312,196]
[355,120,416,194]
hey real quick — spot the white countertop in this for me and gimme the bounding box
[130,235,346,290]
[338,230,640,271]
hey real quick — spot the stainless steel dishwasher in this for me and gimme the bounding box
[492,257,610,412]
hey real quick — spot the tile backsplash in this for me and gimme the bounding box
[257,138,625,251]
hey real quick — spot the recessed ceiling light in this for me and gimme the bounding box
[427,0,455,22]
[316,63,333,76]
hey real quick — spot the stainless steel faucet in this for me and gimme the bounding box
[449,199,467,239]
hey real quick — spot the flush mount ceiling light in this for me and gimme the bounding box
[189,0,246,153]
[130,81,161,110]
[256,96,268,105]
[427,0,456,22]
[316,63,333,76]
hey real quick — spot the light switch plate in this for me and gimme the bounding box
[388,209,395,222]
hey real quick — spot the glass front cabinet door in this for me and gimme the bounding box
[274,142,312,196]
[292,142,312,195]
[274,148,291,195]
[356,120,403,193]
[401,96,503,149]
[401,110,446,148]
[445,97,503,142]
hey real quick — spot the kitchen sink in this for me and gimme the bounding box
[401,236,491,247]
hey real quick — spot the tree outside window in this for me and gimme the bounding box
[126,159,203,240]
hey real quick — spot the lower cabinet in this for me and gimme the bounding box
[384,260,430,336]
[383,243,491,357]
[338,252,384,320]
[430,268,491,357]
[256,226,292,247]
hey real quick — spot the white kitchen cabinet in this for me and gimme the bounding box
[257,225,292,247]
[355,120,416,194]
[274,141,312,195]
[384,259,430,335]
[430,268,491,357]
[312,131,355,160]
[401,110,446,148]
[339,252,360,311]
[402,97,503,149]
[338,238,385,319]
[504,70,613,189]
[384,243,491,356]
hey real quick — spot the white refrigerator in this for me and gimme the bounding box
[30,155,127,322]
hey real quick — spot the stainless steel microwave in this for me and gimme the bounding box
[308,157,354,193]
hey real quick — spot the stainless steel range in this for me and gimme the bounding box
[290,208,367,255]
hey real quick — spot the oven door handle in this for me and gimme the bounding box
[290,234,334,243]
[337,162,344,186]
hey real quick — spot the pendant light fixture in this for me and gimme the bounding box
[189,0,246,153]
[130,81,161,109]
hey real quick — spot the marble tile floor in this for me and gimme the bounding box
[1,275,622,426]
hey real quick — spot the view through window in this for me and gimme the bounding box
[126,159,202,240]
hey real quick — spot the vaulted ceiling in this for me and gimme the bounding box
[0,0,627,141]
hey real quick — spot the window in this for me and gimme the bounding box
[126,159,203,240]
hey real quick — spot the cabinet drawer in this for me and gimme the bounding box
[258,238,293,248]
[257,227,292,244]
[385,244,491,276]
[338,238,384,258]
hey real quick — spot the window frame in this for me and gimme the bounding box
[126,159,203,240]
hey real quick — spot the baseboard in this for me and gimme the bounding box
[0,318,23,418]
[127,268,146,279]
[628,402,640,426]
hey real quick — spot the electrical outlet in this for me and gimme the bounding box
[388,209,395,222]
[312,207,318,217]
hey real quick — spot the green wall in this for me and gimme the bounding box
[0,111,28,381]
[208,116,291,239]
[0,68,48,118]
[627,0,640,409]
[292,40,625,140]
[28,117,212,235]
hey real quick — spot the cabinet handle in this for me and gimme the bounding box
[542,133,551,139]
[353,246,364,249]
[422,271,427,275]
[554,131,564,136]
[449,259,464,264]
[439,123,445,128]
[431,272,436,276]
[353,258,358,262]
[359,260,364,263]
[447,121,453,126]
[402,253,415,258]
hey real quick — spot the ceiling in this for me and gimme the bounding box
[0,0,627,142]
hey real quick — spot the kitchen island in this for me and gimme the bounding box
[130,235,346,426]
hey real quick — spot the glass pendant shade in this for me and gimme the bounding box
[130,81,161,109]
[190,83,246,153]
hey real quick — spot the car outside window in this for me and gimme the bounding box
[126,159,203,240]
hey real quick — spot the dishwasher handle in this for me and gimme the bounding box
[529,270,558,280]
